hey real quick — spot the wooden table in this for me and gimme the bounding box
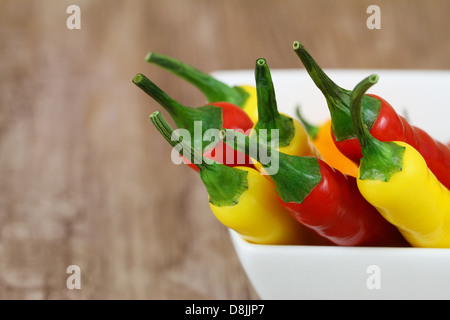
[0,0,449,300]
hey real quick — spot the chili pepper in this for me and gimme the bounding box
[350,74,450,248]
[295,106,358,177]
[150,111,325,245]
[132,73,254,170]
[222,129,408,247]
[146,52,259,123]
[250,58,319,173]
[293,41,450,190]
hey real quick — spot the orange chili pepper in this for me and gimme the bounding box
[296,107,358,177]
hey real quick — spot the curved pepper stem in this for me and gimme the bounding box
[254,58,295,147]
[133,73,222,150]
[150,111,248,207]
[150,110,206,169]
[133,73,183,120]
[295,105,320,140]
[350,75,405,182]
[292,41,381,141]
[146,52,249,108]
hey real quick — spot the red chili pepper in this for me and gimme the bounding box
[293,42,450,189]
[132,74,254,170]
[200,101,255,170]
[222,129,408,247]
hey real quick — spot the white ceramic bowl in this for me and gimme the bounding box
[212,69,450,300]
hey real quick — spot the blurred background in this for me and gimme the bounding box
[0,0,449,299]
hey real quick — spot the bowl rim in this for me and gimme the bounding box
[229,229,450,254]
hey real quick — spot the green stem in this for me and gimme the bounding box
[133,73,222,150]
[350,75,405,182]
[146,52,249,108]
[133,74,183,120]
[221,129,322,204]
[295,105,320,140]
[150,110,205,169]
[253,58,295,147]
[150,111,248,207]
[292,41,381,141]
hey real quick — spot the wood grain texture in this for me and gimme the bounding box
[0,0,449,300]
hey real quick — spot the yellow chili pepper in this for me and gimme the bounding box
[238,85,258,123]
[210,165,323,245]
[146,52,259,123]
[250,58,319,174]
[150,111,323,245]
[296,107,359,177]
[350,74,450,248]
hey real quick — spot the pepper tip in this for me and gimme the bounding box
[256,58,266,66]
[292,41,303,51]
[145,52,153,62]
[149,110,160,119]
[133,73,144,84]
[369,74,379,84]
